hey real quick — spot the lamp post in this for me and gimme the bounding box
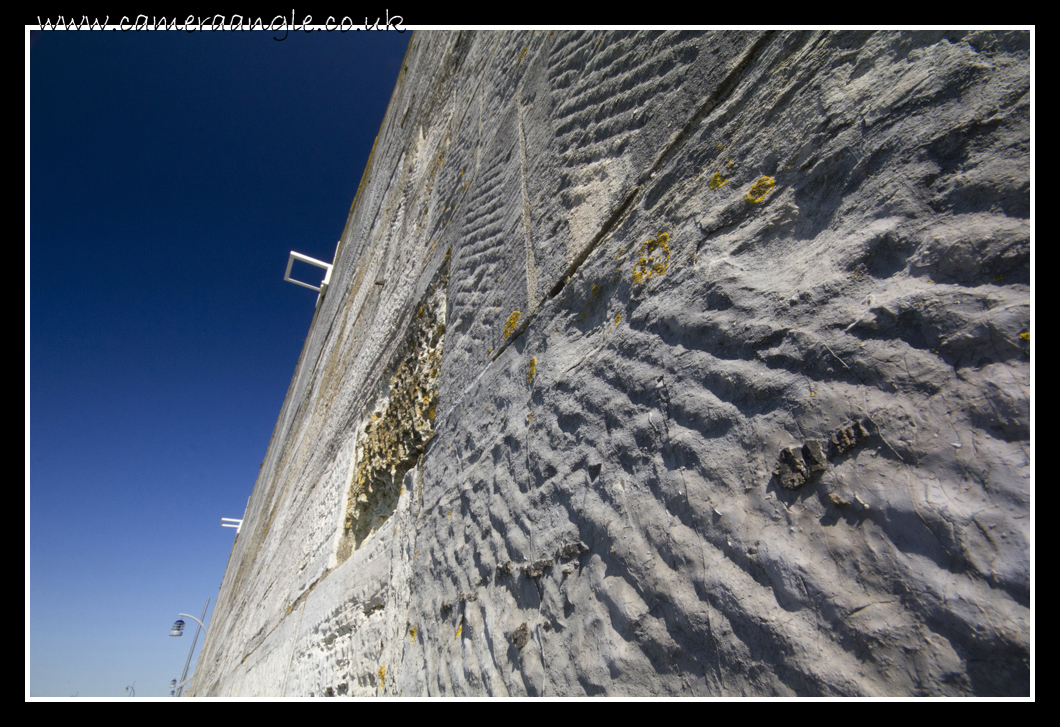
[169,598,209,697]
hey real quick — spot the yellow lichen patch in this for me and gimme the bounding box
[339,267,448,560]
[1020,331,1030,341]
[409,625,417,642]
[518,46,529,63]
[527,356,537,384]
[745,176,775,203]
[503,311,522,339]
[378,665,386,689]
[614,313,622,327]
[709,173,728,190]
[591,283,601,298]
[631,232,671,285]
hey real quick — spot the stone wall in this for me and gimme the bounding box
[187,30,1030,697]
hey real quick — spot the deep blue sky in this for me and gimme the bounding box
[28,27,410,698]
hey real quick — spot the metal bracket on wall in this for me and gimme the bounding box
[284,245,337,308]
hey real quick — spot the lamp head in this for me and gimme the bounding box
[169,619,185,637]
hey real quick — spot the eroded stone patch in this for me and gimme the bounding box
[337,260,449,559]
[510,623,530,649]
[772,419,870,490]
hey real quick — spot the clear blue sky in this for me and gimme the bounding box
[28,26,411,698]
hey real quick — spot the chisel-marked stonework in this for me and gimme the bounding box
[188,30,1030,697]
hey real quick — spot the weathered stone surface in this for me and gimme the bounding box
[831,419,870,456]
[774,446,812,489]
[188,30,1030,697]
[522,559,553,579]
[802,439,828,473]
[510,623,530,650]
[556,540,589,560]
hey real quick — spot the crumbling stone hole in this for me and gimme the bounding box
[509,622,530,650]
[771,419,871,491]
[336,258,449,563]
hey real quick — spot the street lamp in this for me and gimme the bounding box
[169,598,209,697]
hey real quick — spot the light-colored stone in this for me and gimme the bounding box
[188,30,1030,697]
